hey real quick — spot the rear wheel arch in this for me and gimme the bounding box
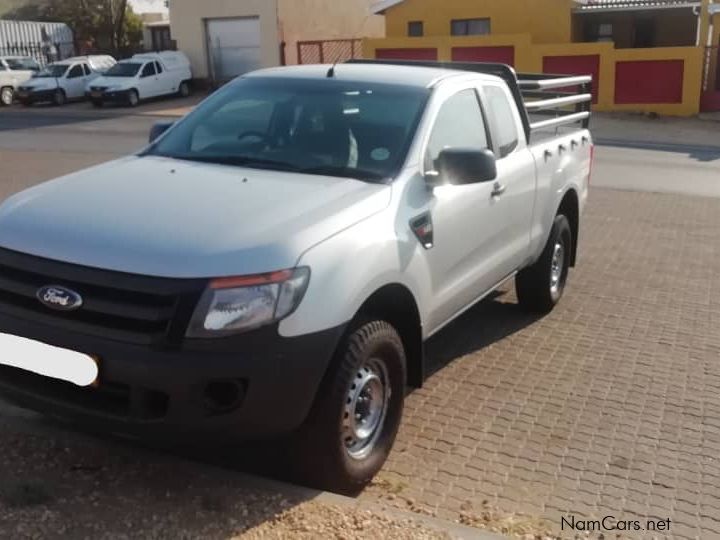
[557,188,579,267]
[354,284,424,388]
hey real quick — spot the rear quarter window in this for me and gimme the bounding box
[484,85,520,158]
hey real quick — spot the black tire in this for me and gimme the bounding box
[292,320,406,495]
[126,89,139,107]
[516,214,572,313]
[53,89,66,106]
[178,81,191,98]
[20,99,32,107]
[91,99,103,108]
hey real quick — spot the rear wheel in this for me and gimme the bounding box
[0,87,14,106]
[126,89,139,107]
[53,89,66,106]
[516,214,572,313]
[292,320,406,494]
[178,81,191,98]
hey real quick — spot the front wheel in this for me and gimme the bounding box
[292,320,406,494]
[53,89,66,106]
[126,89,139,107]
[0,87,14,106]
[516,214,572,313]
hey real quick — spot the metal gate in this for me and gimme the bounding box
[297,39,363,65]
[703,45,720,92]
[205,17,261,83]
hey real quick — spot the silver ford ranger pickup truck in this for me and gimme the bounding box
[0,60,593,493]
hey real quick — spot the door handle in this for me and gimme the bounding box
[544,149,553,160]
[491,182,506,197]
[558,144,567,153]
[571,139,579,149]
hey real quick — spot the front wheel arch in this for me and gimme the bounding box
[353,283,424,388]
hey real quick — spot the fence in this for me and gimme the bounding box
[297,39,363,65]
[0,42,75,66]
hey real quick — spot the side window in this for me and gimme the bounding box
[67,65,84,78]
[155,61,163,74]
[82,64,91,76]
[483,86,519,158]
[141,63,156,77]
[425,89,488,171]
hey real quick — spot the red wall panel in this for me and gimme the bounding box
[451,46,515,66]
[375,48,438,61]
[615,60,684,104]
[543,55,600,104]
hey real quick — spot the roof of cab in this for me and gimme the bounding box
[244,63,501,89]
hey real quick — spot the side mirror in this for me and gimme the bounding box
[149,122,174,143]
[427,148,497,186]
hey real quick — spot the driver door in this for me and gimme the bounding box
[138,62,158,98]
[416,88,512,333]
[64,64,86,99]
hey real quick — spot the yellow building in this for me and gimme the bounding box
[169,0,384,84]
[367,0,720,115]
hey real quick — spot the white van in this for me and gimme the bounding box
[16,55,116,106]
[0,56,41,106]
[87,51,192,107]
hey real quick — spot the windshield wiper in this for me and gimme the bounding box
[300,166,386,182]
[168,154,300,172]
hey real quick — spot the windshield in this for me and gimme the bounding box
[5,58,37,71]
[104,62,141,77]
[146,77,429,182]
[34,64,68,78]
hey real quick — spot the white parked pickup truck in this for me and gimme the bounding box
[0,61,593,494]
[87,51,192,107]
[0,56,41,106]
[16,55,116,106]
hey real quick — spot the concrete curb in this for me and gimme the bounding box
[229,469,509,540]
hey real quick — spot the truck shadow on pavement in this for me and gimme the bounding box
[0,288,544,537]
[423,289,543,378]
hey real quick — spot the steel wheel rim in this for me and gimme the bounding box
[1,88,12,105]
[343,358,390,460]
[550,241,565,296]
[130,92,138,106]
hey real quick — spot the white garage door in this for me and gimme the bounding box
[206,17,261,83]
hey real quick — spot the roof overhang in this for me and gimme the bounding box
[371,0,404,14]
[573,0,701,13]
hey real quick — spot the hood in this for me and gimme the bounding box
[0,156,391,278]
[90,75,134,89]
[23,77,58,90]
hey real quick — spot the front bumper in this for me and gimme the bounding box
[0,315,345,442]
[88,89,131,103]
[16,88,56,103]
[0,247,345,442]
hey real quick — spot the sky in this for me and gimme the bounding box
[129,0,168,14]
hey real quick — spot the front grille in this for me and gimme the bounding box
[90,86,107,92]
[0,247,206,346]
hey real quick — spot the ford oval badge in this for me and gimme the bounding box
[36,285,83,311]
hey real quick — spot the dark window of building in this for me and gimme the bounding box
[408,21,424,37]
[633,18,655,48]
[451,18,491,36]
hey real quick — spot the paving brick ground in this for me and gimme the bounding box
[363,188,720,539]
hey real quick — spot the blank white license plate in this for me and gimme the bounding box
[0,333,98,387]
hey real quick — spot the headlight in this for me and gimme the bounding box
[186,267,310,338]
